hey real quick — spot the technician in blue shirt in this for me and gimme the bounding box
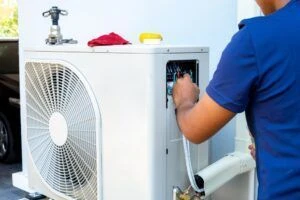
[173,0,300,199]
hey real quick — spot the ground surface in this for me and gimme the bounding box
[0,162,27,200]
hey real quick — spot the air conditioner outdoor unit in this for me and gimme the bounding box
[22,45,209,200]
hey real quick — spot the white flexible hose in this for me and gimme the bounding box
[182,135,205,193]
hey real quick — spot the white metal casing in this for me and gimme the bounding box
[22,45,209,200]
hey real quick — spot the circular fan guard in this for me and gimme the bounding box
[25,61,99,200]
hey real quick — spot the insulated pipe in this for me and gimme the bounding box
[195,152,256,198]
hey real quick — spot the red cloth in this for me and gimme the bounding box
[87,32,130,47]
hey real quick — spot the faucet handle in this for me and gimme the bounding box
[42,6,68,25]
[59,9,68,16]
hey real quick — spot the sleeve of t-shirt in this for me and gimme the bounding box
[206,26,259,113]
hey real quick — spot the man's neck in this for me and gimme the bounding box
[263,0,291,15]
[274,0,291,11]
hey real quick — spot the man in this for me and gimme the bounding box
[173,0,300,199]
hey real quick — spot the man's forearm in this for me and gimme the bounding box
[176,94,235,144]
[176,101,203,143]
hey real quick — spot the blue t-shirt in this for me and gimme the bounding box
[206,0,300,199]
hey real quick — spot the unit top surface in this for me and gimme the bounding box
[24,44,209,54]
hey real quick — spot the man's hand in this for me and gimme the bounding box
[172,74,200,109]
[248,144,256,159]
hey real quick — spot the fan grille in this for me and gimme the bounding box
[25,61,99,200]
